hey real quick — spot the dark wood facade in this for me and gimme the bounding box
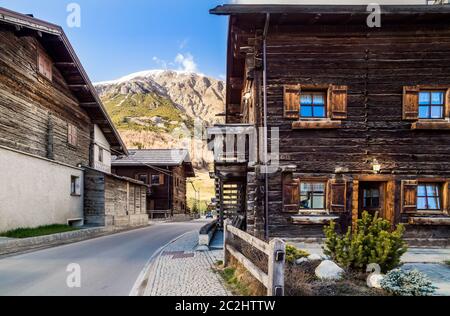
[111,150,195,216]
[210,5,450,244]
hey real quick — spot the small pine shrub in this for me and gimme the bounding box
[285,245,310,264]
[323,212,408,273]
[381,269,437,296]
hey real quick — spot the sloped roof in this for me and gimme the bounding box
[210,4,450,16]
[112,149,195,177]
[0,7,127,154]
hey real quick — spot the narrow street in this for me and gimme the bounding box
[0,222,205,296]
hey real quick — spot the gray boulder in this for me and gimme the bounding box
[315,260,345,280]
[295,258,308,265]
[307,254,323,261]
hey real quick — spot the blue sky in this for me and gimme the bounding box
[0,0,229,82]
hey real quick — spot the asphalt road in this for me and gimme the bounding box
[0,221,205,296]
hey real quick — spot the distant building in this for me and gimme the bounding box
[112,149,196,219]
[0,8,148,232]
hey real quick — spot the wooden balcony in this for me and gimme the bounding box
[207,124,257,165]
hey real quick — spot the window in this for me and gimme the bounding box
[417,183,442,211]
[137,174,148,184]
[300,182,326,210]
[71,176,81,196]
[419,91,445,119]
[68,123,78,147]
[300,92,326,118]
[37,49,52,81]
[151,175,161,185]
[98,147,104,163]
[363,188,380,209]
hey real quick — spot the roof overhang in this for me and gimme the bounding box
[210,4,450,16]
[111,149,196,178]
[0,7,128,155]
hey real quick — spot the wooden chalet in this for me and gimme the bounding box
[0,8,148,231]
[112,149,196,219]
[209,4,450,245]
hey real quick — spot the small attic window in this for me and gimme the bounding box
[37,49,53,81]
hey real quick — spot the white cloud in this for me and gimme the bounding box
[174,53,198,73]
[152,56,168,69]
[178,38,190,50]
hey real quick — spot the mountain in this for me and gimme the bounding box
[94,70,225,169]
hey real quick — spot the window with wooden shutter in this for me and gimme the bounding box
[401,180,418,213]
[329,180,347,212]
[68,123,77,147]
[403,86,420,120]
[283,174,299,213]
[328,85,348,120]
[445,182,450,216]
[37,49,53,81]
[151,175,160,185]
[283,85,300,119]
[446,89,450,119]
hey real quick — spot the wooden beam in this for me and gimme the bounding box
[68,84,87,89]
[226,245,269,287]
[230,77,244,90]
[54,62,76,67]
[226,224,270,255]
[92,119,109,125]
[79,102,98,108]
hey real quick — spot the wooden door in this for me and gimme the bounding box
[358,182,386,219]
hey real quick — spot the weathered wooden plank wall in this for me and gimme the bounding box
[261,23,450,237]
[0,27,91,166]
[172,166,188,214]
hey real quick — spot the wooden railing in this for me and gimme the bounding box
[223,222,286,296]
[207,124,257,164]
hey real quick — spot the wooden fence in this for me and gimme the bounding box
[223,222,286,296]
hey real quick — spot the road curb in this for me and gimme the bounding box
[129,230,196,296]
[0,224,152,258]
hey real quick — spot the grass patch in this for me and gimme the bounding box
[214,258,266,296]
[0,224,79,239]
[218,267,252,296]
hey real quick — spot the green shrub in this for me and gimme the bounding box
[191,202,199,215]
[323,212,408,273]
[285,245,310,264]
[381,269,437,296]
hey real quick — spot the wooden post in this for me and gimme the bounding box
[267,238,285,296]
[223,220,230,267]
